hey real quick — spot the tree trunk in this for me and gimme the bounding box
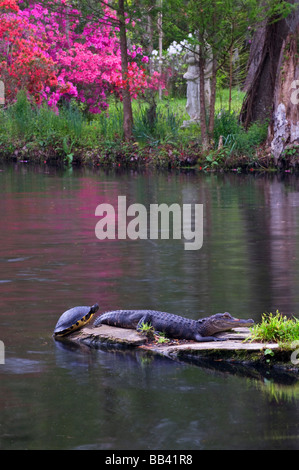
[228,45,233,113]
[147,13,154,75]
[118,0,133,141]
[157,2,163,100]
[240,2,299,163]
[199,44,209,150]
[208,6,217,140]
[208,56,217,138]
[269,26,299,161]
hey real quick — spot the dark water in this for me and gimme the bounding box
[1,163,299,450]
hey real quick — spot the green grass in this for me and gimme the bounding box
[0,87,268,165]
[213,110,268,158]
[0,88,245,145]
[102,88,246,145]
[215,88,245,114]
[137,321,170,344]
[248,311,299,345]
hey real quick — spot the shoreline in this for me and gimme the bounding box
[1,140,298,172]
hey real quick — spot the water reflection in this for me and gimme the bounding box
[1,165,299,449]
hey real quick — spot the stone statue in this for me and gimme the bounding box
[182,45,213,127]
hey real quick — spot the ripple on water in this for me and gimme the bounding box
[2,357,44,375]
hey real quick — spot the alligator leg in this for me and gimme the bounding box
[136,314,165,336]
[136,314,152,332]
[194,334,226,342]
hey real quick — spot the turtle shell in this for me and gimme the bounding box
[53,303,99,337]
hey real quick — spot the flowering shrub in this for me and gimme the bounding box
[0,0,58,105]
[0,0,165,113]
[150,38,193,97]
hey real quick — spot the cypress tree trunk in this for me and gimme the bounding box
[240,2,299,163]
[269,25,299,161]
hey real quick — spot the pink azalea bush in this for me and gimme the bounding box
[1,0,165,113]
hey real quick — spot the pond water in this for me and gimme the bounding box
[1,163,299,450]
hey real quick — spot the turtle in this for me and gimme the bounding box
[53,303,99,337]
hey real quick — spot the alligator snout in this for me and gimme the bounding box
[238,318,254,325]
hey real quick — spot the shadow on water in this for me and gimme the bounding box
[53,335,298,383]
[52,338,299,449]
[54,337,299,401]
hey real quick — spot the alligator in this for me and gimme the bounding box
[93,310,254,342]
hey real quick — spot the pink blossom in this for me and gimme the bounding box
[2,0,165,112]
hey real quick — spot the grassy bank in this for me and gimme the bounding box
[0,89,288,170]
[248,311,299,346]
[246,311,299,368]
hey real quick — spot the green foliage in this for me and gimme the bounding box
[155,332,170,344]
[248,311,299,345]
[137,322,170,343]
[234,121,268,156]
[95,106,124,141]
[203,147,230,169]
[138,321,154,333]
[2,92,84,143]
[133,104,182,146]
[213,111,268,157]
[137,321,156,340]
[61,103,84,138]
[214,111,241,144]
[0,90,269,166]
[7,91,35,138]
[282,145,299,158]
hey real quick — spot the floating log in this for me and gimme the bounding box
[66,325,280,362]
